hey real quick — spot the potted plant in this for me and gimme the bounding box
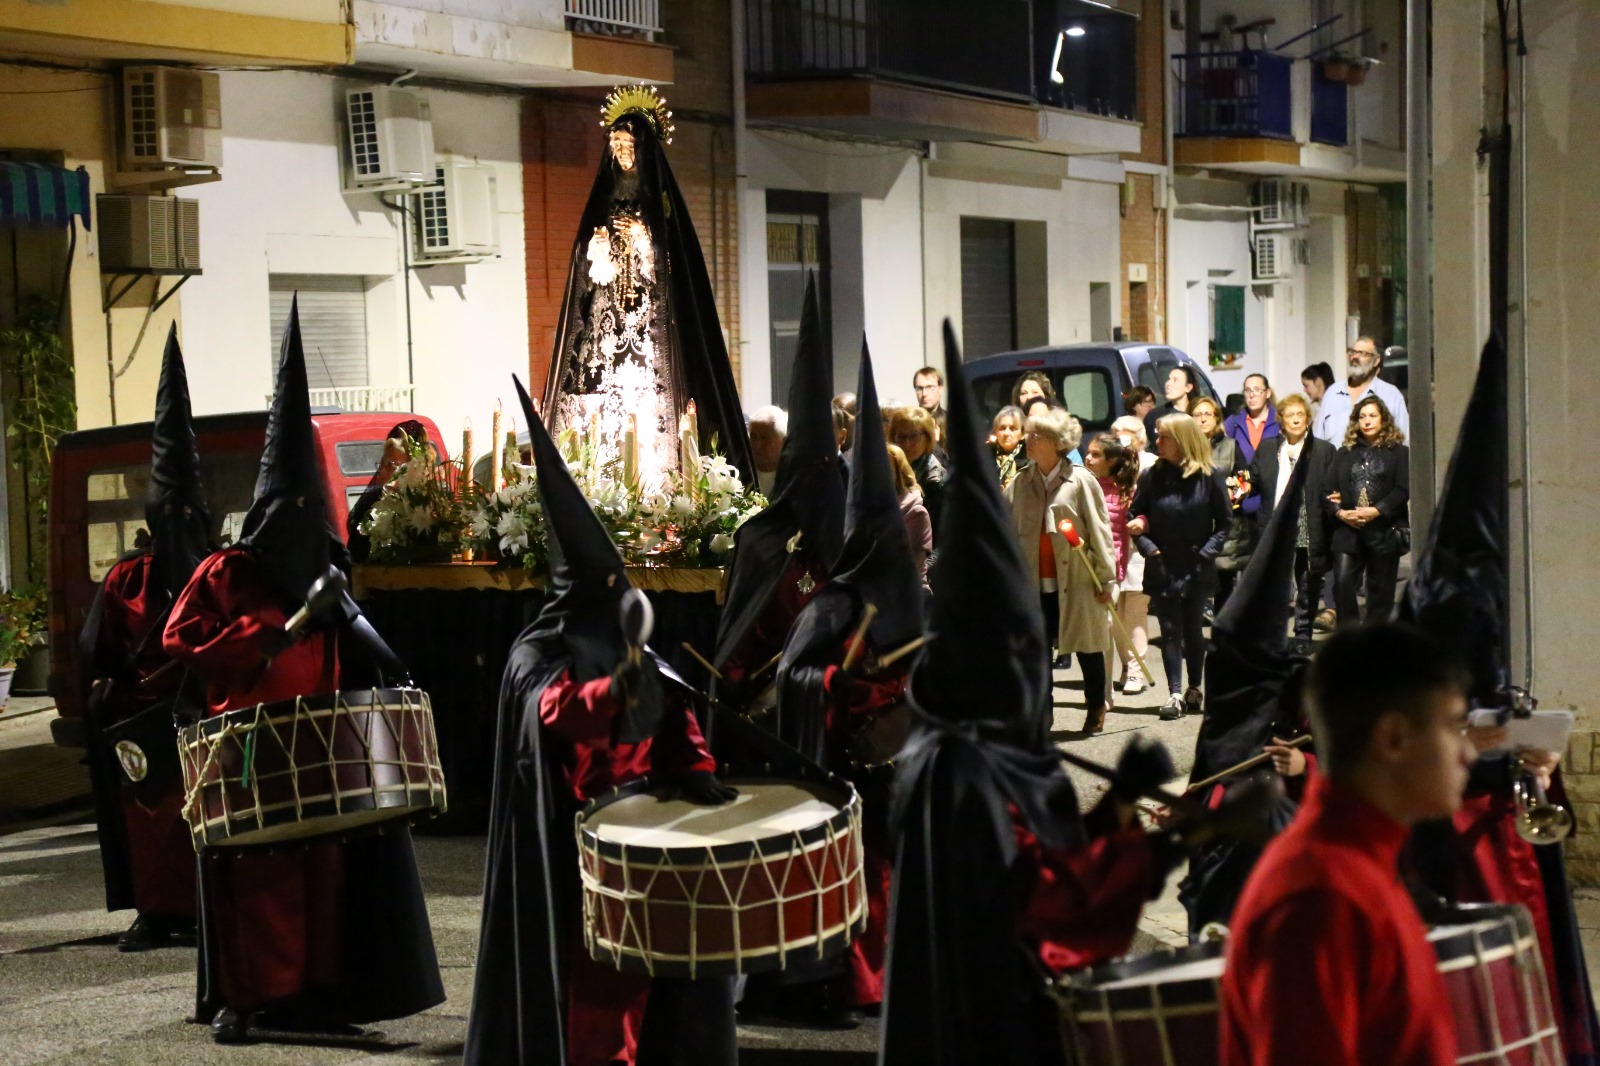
[1320,53,1352,82]
[1343,58,1372,86]
[0,586,47,710]
[1,299,76,590]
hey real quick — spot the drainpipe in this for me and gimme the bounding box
[1513,7,1534,690]
[1404,0,1435,551]
[731,0,751,397]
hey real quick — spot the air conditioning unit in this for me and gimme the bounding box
[1251,178,1309,228]
[414,155,500,263]
[343,87,435,193]
[1252,233,1293,282]
[120,66,222,170]
[96,194,202,273]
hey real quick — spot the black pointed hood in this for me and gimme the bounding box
[237,297,337,607]
[514,375,661,744]
[145,324,212,604]
[1191,442,1312,784]
[831,336,923,648]
[712,272,845,667]
[908,321,1049,747]
[1397,335,1510,704]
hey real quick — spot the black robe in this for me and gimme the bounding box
[463,635,736,1066]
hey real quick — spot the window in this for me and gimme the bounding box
[268,275,370,390]
[1041,0,1139,120]
[766,191,830,405]
[1210,284,1246,369]
[84,453,260,581]
[960,218,1018,359]
[1057,367,1114,430]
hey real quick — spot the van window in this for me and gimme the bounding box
[1139,349,1217,403]
[84,454,261,582]
[1057,368,1114,427]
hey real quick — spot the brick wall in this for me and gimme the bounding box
[1131,0,1167,166]
[522,0,740,397]
[1119,172,1165,343]
[1560,731,1600,884]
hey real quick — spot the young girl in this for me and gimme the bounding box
[1083,433,1139,706]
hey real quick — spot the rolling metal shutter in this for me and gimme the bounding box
[960,217,1017,359]
[268,275,369,389]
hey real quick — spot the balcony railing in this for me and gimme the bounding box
[1173,50,1293,140]
[745,0,1034,103]
[565,0,661,40]
[266,385,417,412]
[1040,0,1139,121]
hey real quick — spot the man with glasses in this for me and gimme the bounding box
[1314,338,1411,444]
[912,366,949,460]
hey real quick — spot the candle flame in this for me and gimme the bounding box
[686,400,697,416]
[464,416,472,429]
[495,397,503,413]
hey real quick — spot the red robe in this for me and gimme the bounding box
[815,656,905,1007]
[538,670,716,1066]
[162,547,345,1011]
[1220,773,1456,1066]
[718,558,822,695]
[91,554,196,919]
[1014,808,1158,975]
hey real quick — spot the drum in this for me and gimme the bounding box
[576,777,866,978]
[1055,904,1563,1066]
[1430,904,1562,1066]
[1056,943,1225,1066]
[846,701,912,770]
[178,687,447,850]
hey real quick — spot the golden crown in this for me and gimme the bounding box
[600,85,674,144]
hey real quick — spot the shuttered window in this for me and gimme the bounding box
[268,275,370,389]
[960,217,1018,359]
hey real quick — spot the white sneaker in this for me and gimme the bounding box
[1159,694,1184,721]
[1122,673,1145,695]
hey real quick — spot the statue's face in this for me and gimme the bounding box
[610,128,637,172]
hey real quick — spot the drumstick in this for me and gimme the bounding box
[1183,734,1314,795]
[1058,748,1272,846]
[750,650,784,682]
[1058,519,1154,686]
[841,603,880,673]
[680,642,724,681]
[875,635,926,670]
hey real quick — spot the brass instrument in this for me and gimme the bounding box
[1514,770,1573,845]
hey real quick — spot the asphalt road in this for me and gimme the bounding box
[0,659,1198,1065]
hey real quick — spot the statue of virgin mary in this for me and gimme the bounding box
[543,85,756,489]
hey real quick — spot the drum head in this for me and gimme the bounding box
[587,781,844,848]
[1065,942,1225,1012]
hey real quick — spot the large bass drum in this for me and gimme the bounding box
[177,687,447,849]
[576,777,866,978]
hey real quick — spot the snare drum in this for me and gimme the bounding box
[1430,904,1562,1066]
[577,777,866,978]
[178,687,447,849]
[1056,943,1225,1066]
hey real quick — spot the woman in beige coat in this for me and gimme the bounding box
[1005,406,1118,733]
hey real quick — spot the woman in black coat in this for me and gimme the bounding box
[1126,412,1232,721]
[1246,394,1337,653]
[1325,394,1410,624]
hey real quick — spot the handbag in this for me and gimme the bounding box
[1389,522,1412,555]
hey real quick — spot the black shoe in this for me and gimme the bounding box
[1159,694,1185,721]
[118,914,195,952]
[1183,686,1204,716]
[211,1007,249,1044]
[1052,654,1073,670]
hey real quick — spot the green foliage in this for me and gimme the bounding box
[1,300,76,585]
[0,585,47,667]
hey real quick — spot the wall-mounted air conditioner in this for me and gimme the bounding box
[120,66,222,170]
[413,155,500,263]
[96,194,202,273]
[1250,178,1309,228]
[1252,233,1293,282]
[343,87,435,193]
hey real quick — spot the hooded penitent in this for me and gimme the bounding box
[1177,437,1310,934]
[464,376,734,1066]
[236,297,341,609]
[543,85,757,486]
[1398,336,1600,1061]
[146,324,212,604]
[772,336,922,760]
[878,321,1086,1066]
[712,271,846,673]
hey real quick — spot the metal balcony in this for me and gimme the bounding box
[1173,50,1293,140]
[565,0,661,39]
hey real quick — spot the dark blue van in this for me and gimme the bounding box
[965,343,1219,437]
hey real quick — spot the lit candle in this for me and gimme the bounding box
[490,399,503,492]
[680,401,700,475]
[462,418,474,493]
[505,417,517,475]
[624,413,638,486]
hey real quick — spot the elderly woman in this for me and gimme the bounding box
[1005,407,1118,734]
[1126,412,1231,721]
[1110,415,1156,693]
[990,404,1028,489]
[888,406,946,533]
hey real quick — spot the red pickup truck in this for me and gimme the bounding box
[46,410,445,748]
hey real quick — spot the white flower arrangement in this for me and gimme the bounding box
[357,437,468,564]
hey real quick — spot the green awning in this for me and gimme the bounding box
[0,161,91,230]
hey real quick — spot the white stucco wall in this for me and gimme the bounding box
[178,69,528,444]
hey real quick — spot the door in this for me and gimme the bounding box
[766,191,830,406]
[960,217,1018,358]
